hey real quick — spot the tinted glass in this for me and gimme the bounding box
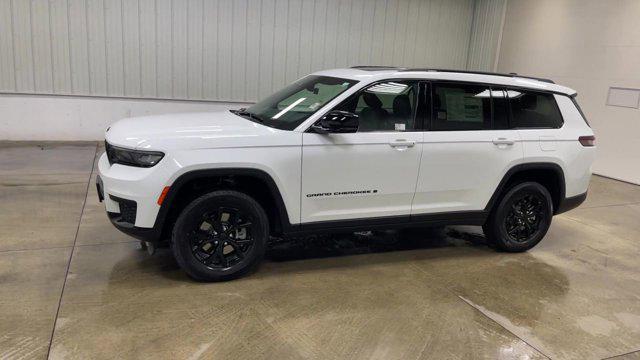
[507,90,563,128]
[245,75,357,130]
[336,81,419,132]
[571,96,590,127]
[492,88,510,130]
[432,83,491,131]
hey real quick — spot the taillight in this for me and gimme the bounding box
[579,135,595,147]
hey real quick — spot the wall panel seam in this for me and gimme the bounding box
[47,0,54,91]
[67,0,73,93]
[10,0,17,90]
[29,0,36,91]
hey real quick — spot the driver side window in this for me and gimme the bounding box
[336,81,419,132]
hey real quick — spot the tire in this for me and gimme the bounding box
[172,190,269,281]
[484,182,553,252]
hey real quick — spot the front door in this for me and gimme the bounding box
[300,80,425,224]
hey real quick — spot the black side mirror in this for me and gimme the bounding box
[312,110,359,134]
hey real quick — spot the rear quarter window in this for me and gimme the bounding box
[507,90,563,129]
[570,96,591,127]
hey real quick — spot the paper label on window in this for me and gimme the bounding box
[395,123,406,131]
[308,102,321,110]
[445,93,483,122]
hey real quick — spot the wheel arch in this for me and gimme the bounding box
[154,168,294,241]
[485,162,566,215]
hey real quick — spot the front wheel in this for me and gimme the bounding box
[484,182,553,252]
[172,190,269,281]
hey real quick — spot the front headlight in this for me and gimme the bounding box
[105,142,164,168]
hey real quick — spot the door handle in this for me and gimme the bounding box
[389,139,416,149]
[492,138,515,146]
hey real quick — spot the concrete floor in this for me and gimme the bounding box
[1,142,639,360]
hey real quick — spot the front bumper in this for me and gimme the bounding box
[97,152,172,242]
[106,211,163,242]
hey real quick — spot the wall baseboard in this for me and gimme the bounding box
[593,173,640,187]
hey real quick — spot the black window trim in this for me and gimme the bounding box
[422,78,571,96]
[489,86,508,129]
[420,81,430,131]
[570,95,590,127]
[426,80,566,131]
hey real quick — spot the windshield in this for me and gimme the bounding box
[240,75,358,130]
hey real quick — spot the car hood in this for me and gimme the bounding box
[105,110,297,150]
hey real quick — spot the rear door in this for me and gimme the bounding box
[411,82,524,215]
[300,80,425,224]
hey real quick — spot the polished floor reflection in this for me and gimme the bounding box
[1,142,639,359]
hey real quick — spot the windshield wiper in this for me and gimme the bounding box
[231,109,265,123]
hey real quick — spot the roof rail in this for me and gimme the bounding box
[399,68,555,84]
[350,65,403,71]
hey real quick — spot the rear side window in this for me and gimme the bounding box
[432,83,491,131]
[507,90,563,128]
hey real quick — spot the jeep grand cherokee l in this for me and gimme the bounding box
[97,67,595,281]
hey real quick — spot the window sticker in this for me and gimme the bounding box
[445,92,483,122]
[308,102,321,111]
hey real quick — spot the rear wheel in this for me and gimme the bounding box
[484,182,553,252]
[172,190,269,281]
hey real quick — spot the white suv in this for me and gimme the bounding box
[97,67,595,281]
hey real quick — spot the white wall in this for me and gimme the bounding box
[0,94,249,140]
[466,0,506,71]
[0,0,508,141]
[497,0,640,185]
[0,0,481,103]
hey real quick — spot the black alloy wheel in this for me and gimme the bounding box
[172,190,269,281]
[484,182,553,252]
[189,207,255,269]
[504,193,546,243]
